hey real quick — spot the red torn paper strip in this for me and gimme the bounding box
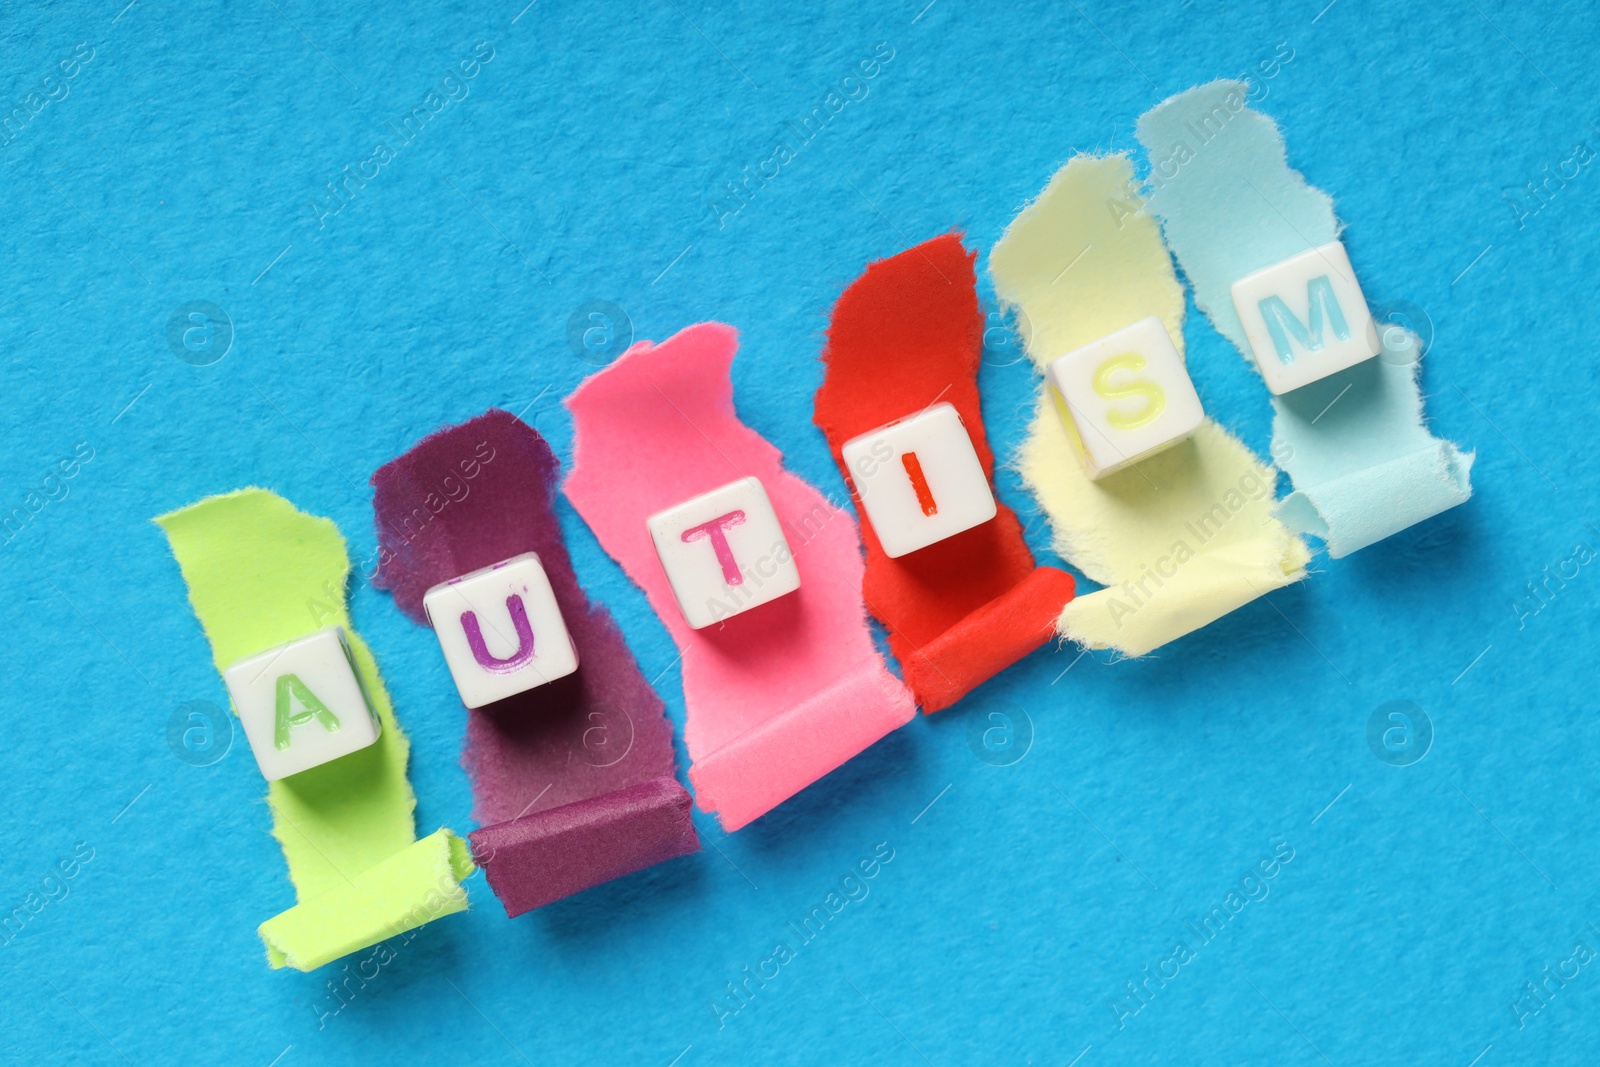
[563,323,917,831]
[814,233,1076,712]
[371,410,697,917]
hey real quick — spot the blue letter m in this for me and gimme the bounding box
[1258,276,1350,364]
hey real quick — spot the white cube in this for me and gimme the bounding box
[222,626,382,781]
[1230,240,1380,395]
[422,552,580,709]
[1045,316,1206,480]
[840,402,997,558]
[647,477,800,629]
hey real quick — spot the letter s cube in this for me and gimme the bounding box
[1045,317,1204,480]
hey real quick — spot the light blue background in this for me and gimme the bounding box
[1,0,1595,1063]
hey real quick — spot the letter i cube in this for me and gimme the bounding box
[840,402,997,558]
[422,552,579,709]
[647,476,800,629]
[1230,240,1380,394]
[222,626,382,781]
[1045,317,1205,480]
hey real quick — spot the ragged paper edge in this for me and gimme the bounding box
[155,488,471,968]
[469,777,697,917]
[687,659,911,831]
[898,566,1076,712]
[989,154,1308,656]
[1269,337,1475,557]
[259,828,473,971]
[1134,80,1472,555]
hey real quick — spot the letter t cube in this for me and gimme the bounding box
[647,477,800,629]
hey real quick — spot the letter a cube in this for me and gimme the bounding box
[222,626,382,781]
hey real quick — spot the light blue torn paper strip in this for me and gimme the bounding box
[1134,80,1472,558]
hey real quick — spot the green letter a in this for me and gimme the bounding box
[274,674,342,749]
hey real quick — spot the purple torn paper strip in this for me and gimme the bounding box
[371,409,697,917]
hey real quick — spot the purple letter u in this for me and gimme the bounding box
[460,595,535,673]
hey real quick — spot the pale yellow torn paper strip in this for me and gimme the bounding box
[988,154,1309,656]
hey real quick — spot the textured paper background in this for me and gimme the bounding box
[3,1,1595,1063]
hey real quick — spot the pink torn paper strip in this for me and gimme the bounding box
[371,411,697,916]
[563,323,917,831]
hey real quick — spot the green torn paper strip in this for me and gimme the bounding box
[156,487,471,971]
[989,154,1310,657]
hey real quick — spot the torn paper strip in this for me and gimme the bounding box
[563,323,917,831]
[370,410,698,917]
[814,232,1075,710]
[156,488,471,970]
[989,154,1310,656]
[1135,80,1472,557]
